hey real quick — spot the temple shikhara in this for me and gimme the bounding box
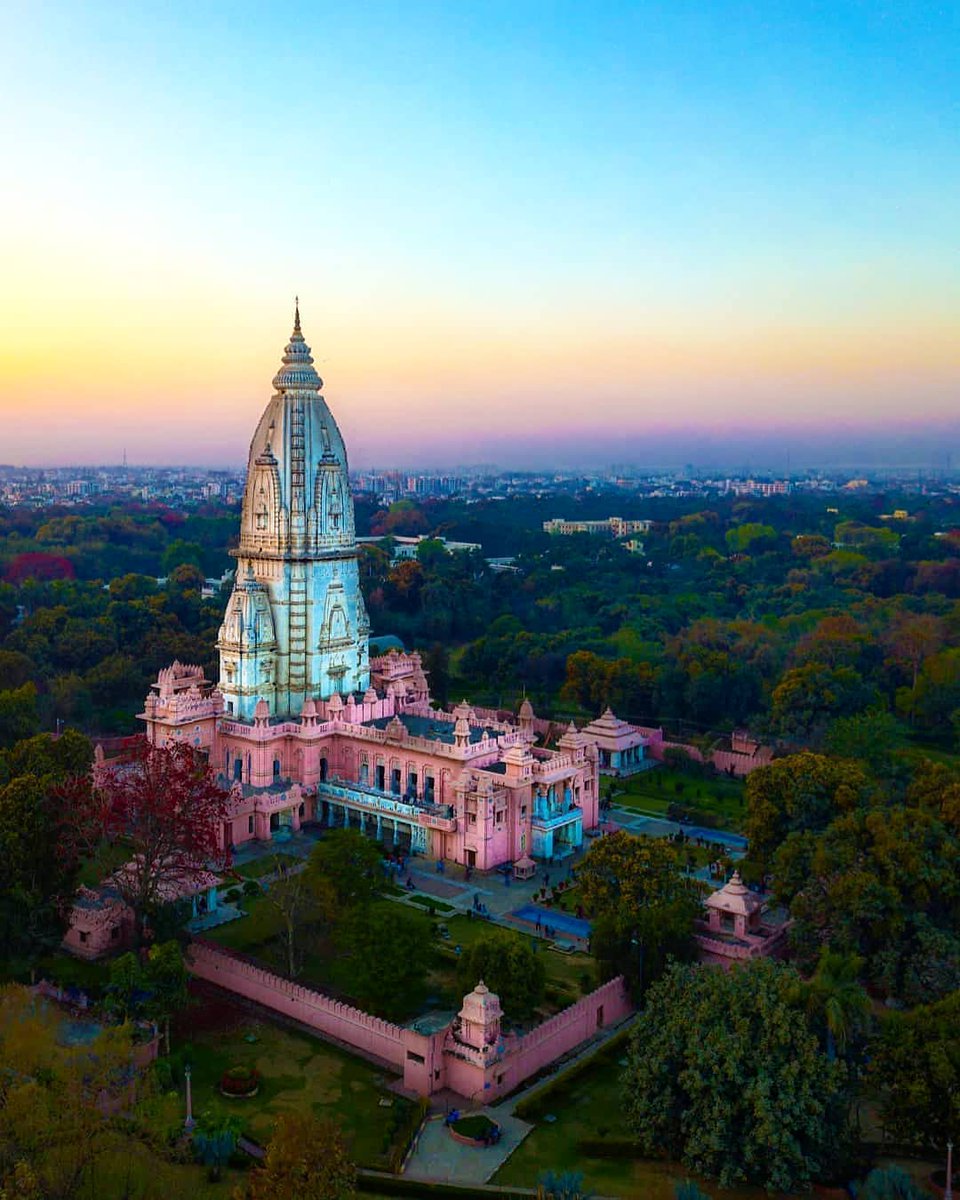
[140,306,602,870]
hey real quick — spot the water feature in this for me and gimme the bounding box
[511,904,591,939]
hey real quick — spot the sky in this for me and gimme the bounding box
[0,1,957,470]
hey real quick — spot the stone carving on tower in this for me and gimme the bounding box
[217,303,370,720]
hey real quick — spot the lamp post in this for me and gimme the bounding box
[945,1140,953,1200]
[184,1063,195,1132]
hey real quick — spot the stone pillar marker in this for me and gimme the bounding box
[184,1063,195,1132]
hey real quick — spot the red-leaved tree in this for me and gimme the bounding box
[67,739,230,941]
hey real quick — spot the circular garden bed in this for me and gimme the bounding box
[447,1113,501,1147]
[219,1065,260,1098]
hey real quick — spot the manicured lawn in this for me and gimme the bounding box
[230,852,301,880]
[30,951,111,992]
[182,1006,414,1169]
[207,893,286,952]
[493,1041,763,1200]
[605,766,746,831]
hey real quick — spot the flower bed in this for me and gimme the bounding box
[447,1113,501,1147]
[219,1064,260,1098]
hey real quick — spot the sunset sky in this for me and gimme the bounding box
[1,1,957,469]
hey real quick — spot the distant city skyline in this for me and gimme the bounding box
[1,2,957,469]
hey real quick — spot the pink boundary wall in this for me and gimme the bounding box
[635,726,774,778]
[187,940,631,1100]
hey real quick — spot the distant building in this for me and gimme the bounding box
[543,517,652,537]
[356,534,482,562]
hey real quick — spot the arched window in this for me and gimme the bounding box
[273,758,281,779]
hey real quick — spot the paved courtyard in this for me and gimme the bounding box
[403,1109,533,1184]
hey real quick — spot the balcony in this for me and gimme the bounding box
[531,804,583,831]
[322,776,455,823]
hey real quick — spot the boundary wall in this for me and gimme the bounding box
[187,940,631,1100]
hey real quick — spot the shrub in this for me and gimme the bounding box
[242,879,260,898]
[451,1114,498,1141]
[225,888,241,903]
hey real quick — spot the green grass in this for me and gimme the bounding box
[206,893,286,952]
[493,1041,763,1200]
[184,1017,414,1169]
[31,951,112,992]
[604,766,746,831]
[230,852,301,880]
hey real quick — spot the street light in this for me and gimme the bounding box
[945,1140,953,1200]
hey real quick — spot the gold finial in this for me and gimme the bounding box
[294,296,301,334]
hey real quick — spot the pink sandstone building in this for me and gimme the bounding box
[139,308,601,870]
[694,870,790,967]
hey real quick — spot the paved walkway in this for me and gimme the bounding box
[404,1110,533,1184]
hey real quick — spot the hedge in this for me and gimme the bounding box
[357,1173,536,1198]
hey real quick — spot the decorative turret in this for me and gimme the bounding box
[456,980,502,1057]
[217,567,278,721]
[220,304,370,719]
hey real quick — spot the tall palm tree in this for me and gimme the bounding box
[801,948,871,1060]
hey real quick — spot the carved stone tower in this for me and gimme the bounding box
[217,303,370,720]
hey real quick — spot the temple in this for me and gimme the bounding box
[140,307,601,871]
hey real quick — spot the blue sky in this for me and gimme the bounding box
[0,1,957,467]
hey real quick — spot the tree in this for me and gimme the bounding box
[304,828,384,919]
[144,939,190,1052]
[76,740,230,941]
[0,652,35,692]
[770,662,877,741]
[456,931,546,1020]
[105,951,148,1023]
[239,1112,356,1200]
[623,960,848,1191]
[778,805,960,985]
[0,685,40,752]
[537,1170,593,1200]
[824,710,904,778]
[0,984,141,1199]
[795,948,870,1060]
[192,1110,242,1182]
[576,831,698,998]
[335,903,431,1020]
[858,1167,930,1200]
[870,990,959,1149]
[744,752,875,870]
[265,854,323,978]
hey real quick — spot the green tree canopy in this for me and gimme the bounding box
[456,931,546,1021]
[623,959,848,1192]
[745,751,875,869]
[335,904,432,1021]
[870,989,960,1148]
